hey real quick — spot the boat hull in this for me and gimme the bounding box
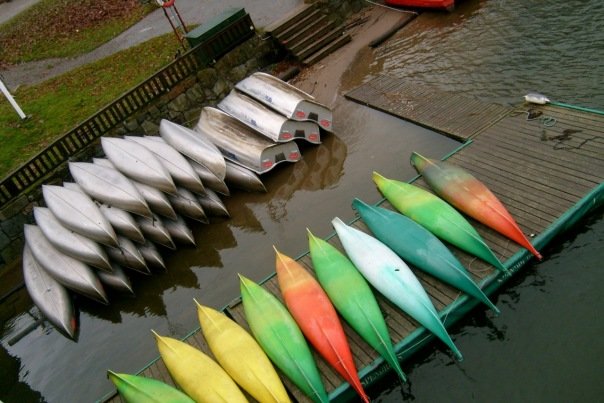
[106,236,149,274]
[167,187,208,223]
[97,265,134,294]
[384,0,454,10]
[136,214,175,250]
[225,160,267,193]
[108,371,194,403]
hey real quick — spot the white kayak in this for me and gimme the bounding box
[106,236,149,275]
[164,214,196,246]
[138,241,166,271]
[197,189,230,217]
[97,264,134,294]
[136,214,175,250]
[167,187,208,223]
[188,158,230,196]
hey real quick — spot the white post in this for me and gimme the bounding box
[0,78,27,120]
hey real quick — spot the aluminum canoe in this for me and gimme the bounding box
[69,162,152,218]
[236,72,333,131]
[218,90,322,144]
[101,137,176,194]
[188,158,230,195]
[93,158,177,220]
[63,182,145,244]
[164,214,195,246]
[42,185,118,247]
[125,135,205,194]
[108,371,194,403]
[196,189,229,217]
[24,224,108,304]
[22,244,77,339]
[195,107,302,174]
[168,187,208,223]
[225,160,267,193]
[33,207,112,272]
[106,236,149,274]
[159,119,226,181]
[136,214,175,250]
[97,265,134,294]
[138,241,166,271]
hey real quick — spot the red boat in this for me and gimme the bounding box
[385,0,454,11]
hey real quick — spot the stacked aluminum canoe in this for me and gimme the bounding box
[21,72,334,338]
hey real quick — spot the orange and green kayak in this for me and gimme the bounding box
[239,275,328,403]
[107,371,194,403]
[373,171,506,271]
[410,152,542,260]
[307,229,407,382]
[274,247,369,403]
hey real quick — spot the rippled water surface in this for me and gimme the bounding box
[1,0,603,401]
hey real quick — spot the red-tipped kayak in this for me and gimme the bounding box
[411,152,542,260]
[274,247,370,403]
[385,0,454,11]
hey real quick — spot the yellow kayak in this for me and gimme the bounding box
[195,300,291,403]
[152,331,248,403]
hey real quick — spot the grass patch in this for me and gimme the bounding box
[0,0,155,65]
[0,32,181,177]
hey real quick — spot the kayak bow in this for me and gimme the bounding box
[107,371,194,403]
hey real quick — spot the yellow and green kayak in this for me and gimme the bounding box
[107,371,194,403]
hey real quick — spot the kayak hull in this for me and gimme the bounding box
[107,371,194,403]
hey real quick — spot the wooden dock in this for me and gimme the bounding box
[101,76,604,403]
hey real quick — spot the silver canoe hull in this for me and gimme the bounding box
[235,72,333,131]
[24,225,108,304]
[168,187,208,223]
[93,158,177,220]
[125,135,205,194]
[42,185,118,247]
[188,158,230,196]
[106,236,149,274]
[97,265,134,294]
[136,214,175,250]
[159,119,226,181]
[69,162,152,218]
[101,137,176,194]
[195,107,302,174]
[138,241,166,271]
[224,160,267,193]
[164,215,196,246]
[23,244,77,339]
[218,90,322,144]
[34,207,112,272]
[197,189,229,217]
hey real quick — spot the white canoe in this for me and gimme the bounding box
[97,264,134,294]
[164,215,196,246]
[101,137,177,194]
[136,214,175,250]
[24,224,108,304]
[125,135,205,194]
[224,160,267,193]
[159,119,226,181]
[93,158,177,220]
[188,158,230,196]
[33,206,112,272]
[42,185,118,247]
[69,162,152,217]
[236,72,333,131]
[218,90,321,144]
[197,189,229,217]
[22,244,77,339]
[168,187,208,223]
[106,236,149,275]
[138,241,166,271]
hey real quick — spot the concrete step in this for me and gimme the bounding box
[265,2,318,37]
[302,33,352,65]
[276,8,323,43]
[294,27,345,60]
[289,20,337,55]
[280,14,331,49]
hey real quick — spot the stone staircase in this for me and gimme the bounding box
[265,2,351,65]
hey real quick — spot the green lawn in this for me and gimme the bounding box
[0,33,181,177]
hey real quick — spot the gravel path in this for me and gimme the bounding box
[0,0,300,90]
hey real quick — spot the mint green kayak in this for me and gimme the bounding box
[239,275,328,403]
[373,172,506,272]
[107,371,194,403]
[352,198,499,314]
[307,229,407,382]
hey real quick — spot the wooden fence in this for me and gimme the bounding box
[0,13,254,209]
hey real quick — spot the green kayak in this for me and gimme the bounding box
[107,371,194,403]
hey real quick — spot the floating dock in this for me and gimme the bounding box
[100,75,604,403]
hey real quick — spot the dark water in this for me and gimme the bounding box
[1,0,603,401]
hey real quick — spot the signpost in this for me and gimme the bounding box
[156,0,188,49]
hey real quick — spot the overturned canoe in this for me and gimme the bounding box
[218,90,321,144]
[225,160,267,193]
[239,275,328,403]
[188,158,230,196]
[196,189,229,218]
[153,332,248,403]
[97,265,134,294]
[163,215,195,246]
[332,217,463,360]
[101,137,176,194]
[195,301,291,403]
[138,241,166,271]
[34,206,112,272]
[136,214,175,250]
[22,244,77,339]
[373,172,506,271]
[168,187,208,223]
[93,158,177,220]
[159,119,226,181]
[106,236,149,275]
[275,248,369,402]
[411,152,542,260]
[352,198,499,314]
[307,229,406,382]
[235,72,333,131]
[195,107,302,174]
[107,370,194,403]
[69,162,152,218]
[125,135,205,194]
[42,185,118,247]
[24,224,108,304]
